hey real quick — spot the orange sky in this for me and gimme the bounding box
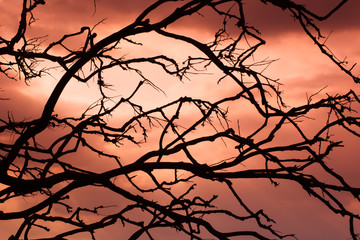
[1,0,360,239]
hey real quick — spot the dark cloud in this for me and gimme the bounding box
[242,0,360,37]
[2,0,355,47]
[1,1,359,239]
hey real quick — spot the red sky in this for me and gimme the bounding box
[1,0,360,239]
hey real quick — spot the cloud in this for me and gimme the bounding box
[1,1,359,239]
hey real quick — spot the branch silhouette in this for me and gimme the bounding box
[0,0,359,239]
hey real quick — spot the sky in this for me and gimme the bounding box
[0,0,360,239]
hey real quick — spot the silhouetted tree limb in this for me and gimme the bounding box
[0,0,359,239]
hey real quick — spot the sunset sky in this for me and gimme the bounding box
[1,0,360,239]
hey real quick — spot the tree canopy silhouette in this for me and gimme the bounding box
[0,0,359,239]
